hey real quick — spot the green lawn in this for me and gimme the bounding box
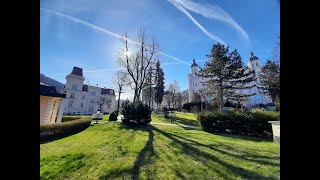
[152,112,200,127]
[41,116,280,179]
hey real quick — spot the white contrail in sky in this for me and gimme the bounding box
[168,0,226,45]
[40,8,190,65]
[51,68,126,76]
[173,0,250,41]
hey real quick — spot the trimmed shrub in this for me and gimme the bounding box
[121,101,151,125]
[198,110,279,138]
[61,116,82,122]
[40,118,92,143]
[109,110,119,121]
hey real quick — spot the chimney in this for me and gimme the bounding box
[71,67,83,76]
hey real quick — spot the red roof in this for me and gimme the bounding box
[101,88,115,95]
[71,67,83,76]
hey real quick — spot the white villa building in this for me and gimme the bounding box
[188,52,272,107]
[62,67,116,115]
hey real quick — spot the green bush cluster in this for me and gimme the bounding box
[109,110,119,121]
[198,110,279,138]
[40,118,92,143]
[61,116,82,122]
[121,101,151,125]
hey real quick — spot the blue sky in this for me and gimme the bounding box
[40,0,280,100]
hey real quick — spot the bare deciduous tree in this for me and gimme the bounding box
[96,96,112,113]
[112,70,129,114]
[164,92,171,109]
[117,28,160,103]
[272,34,280,64]
[191,91,202,103]
[167,80,180,109]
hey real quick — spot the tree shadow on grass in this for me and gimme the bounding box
[174,117,200,127]
[152,126,279,179]
[154,115,200,129]
[213,133,274,142]
[40,131,85,144]
[169,133,280,166]
[100,124,156,180]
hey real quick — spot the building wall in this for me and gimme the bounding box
[63,73,116,115]
[40,96,49,124]
[40,95,63,124]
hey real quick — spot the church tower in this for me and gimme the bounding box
[188,59,200,102]
[245,51,272,106]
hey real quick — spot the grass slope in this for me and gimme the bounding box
[41,122,279,179]
[151,112,200,127]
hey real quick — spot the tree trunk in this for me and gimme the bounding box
[117,87,121,115]
[149,84,152,108]
[219,80,223,111]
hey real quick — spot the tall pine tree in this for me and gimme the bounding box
[258,60,280,102]
[154,60,165,110]
[197,43,256,110]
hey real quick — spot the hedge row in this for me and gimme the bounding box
[198,110,280,138]
[61,116,83,122]
[40,118,92,143]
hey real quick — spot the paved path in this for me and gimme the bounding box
[92,119,201,130]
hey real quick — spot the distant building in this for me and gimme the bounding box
[63,67,116,115]
[40,82,66,124]
[188,52,272,107]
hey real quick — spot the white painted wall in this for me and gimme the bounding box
[63,73,116,115]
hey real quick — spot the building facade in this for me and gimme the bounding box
[188,52,272,107]
[40,82,66,124]
[63,67,116,115]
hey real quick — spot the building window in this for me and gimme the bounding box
[82,95,85,99]
[108,105,111,108]
[92,92,96,96]
[72,84,78,90]
[68,101,73,107]
[90,99,95,104]
[80,102,84,107]
[195,83,197,87]
[256,62,258,67]
[70,93,75,98]
[88,107,94,113]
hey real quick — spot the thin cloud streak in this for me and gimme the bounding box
[168,0,226,45]
[40,8,190,65]
[51,67,126,76]
[174,0,250,41]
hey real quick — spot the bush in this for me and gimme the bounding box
[109,110,119,121]
[61,116,82,122]
[198,110,280,138]
[121,101,151,125]
[40,118,92,143]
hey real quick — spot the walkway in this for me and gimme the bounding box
[91,119,201,130]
